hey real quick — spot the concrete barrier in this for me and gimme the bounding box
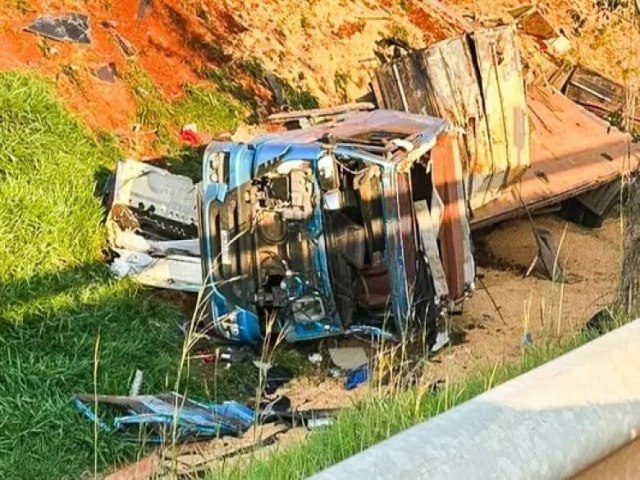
[311,319,640,479]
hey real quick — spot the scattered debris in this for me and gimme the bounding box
[72,393,254,442]
[110,250,202,292]
[94,62,118,83]
[328,347,368,371]
[264,365,293,395]
[561,181,621,229]
[345,364,368,390]
[510,6,556,40]
[303,413,334,429]
[265,73,286,107]
[215,345,252,365]
[308,353,323,365]
[344,325,398,342]
[102,21,137,57]
[180,124,202,146]
[524,227,564,282]
[129,369,144,396]
[267,102,375,129]
[430,330,450,355]
[558,65,640,130]
[257,395,292,422]
[136,0,152,21]
[25,13,91,44]
[106,160,201,292]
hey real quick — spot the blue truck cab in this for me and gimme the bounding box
[198,110,474,345]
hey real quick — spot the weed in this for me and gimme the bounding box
[334,70,350,104]
[389,24,412,45]
[9,0,29,13]
[205,59,319,117]
[60,63,83,90]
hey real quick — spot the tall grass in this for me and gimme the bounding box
[207,311,628,480]
[0,72,189,478]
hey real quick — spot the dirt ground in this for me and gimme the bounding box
[443,213,621,379]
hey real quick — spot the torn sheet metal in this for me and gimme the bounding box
[111,160,197,236]
[511,6,557,40]
[111,230,200,257]
[25,13,91,44]
[575,181,621,217]
[267,102,375,129]
[93,62,118,83]
[372,25,530,211]
[107,160,201,292]
[72,393,253,443]
[415,200,449,301]
[110,250,202,292]
[472,86,640,228]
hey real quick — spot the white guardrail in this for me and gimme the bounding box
[311,319,640,480]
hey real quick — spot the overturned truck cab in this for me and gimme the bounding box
[199,110,474,344]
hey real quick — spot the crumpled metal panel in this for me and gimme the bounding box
[110,250,202,292]
[25,12,91,44]
[418,35,493,206]
[472,86,640,228]
[112,160,197,227]
[372,26,530,210]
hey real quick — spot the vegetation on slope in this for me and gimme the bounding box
[0,71,253,479]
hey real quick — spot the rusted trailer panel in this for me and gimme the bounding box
[471,27,529,204]
[372,25,530,210]
[471,86,640,228]
[419,35,492,206]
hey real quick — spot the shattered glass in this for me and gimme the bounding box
[25,12,91,44]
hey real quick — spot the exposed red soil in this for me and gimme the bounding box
[0,0,455,147]
[0,1,254,140]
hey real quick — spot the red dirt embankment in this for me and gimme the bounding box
[0,0,454,146]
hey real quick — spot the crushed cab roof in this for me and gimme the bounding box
[251,109,448,150]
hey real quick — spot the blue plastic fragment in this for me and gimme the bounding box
[344,364,368,390]
[71,393,254,443]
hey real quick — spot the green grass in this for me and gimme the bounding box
[124,61,176,149]
[124,61,244,153]
[175,84,243,134]
[212,318,625,480]
[0,71,253,479]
